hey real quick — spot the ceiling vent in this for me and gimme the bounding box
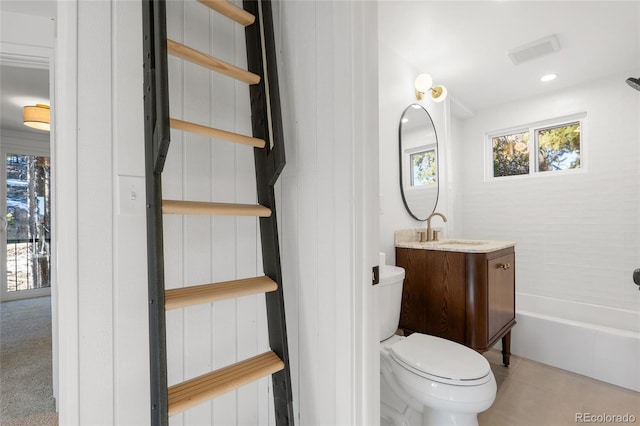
[508,34,561,65]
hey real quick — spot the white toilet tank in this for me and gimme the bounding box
[376,255,405,342]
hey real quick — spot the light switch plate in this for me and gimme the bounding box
[118,175,145,216]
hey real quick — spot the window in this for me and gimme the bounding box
[536,122,581,172]
[410,148,437,186]
[492,131,530,177]
[4,154,51,292]
[488,114,584,179]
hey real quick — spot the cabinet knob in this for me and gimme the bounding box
[498,263,511,270]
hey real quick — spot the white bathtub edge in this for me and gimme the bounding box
[510,311,640,392]
[516,293,640,334]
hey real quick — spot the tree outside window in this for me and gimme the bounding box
[537,122,580,172]
[489,115,583,179]
[410,148,437,186]
[492,131,529,177]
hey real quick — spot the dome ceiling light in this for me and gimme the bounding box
[23,104,50,131]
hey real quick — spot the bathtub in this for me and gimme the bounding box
[507,293,640,392]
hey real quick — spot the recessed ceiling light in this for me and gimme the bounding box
[541,73,557,82]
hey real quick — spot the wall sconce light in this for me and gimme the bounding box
[415,73,448,103]
[23,104,50,131]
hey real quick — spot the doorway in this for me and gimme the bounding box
[0,52,56,422]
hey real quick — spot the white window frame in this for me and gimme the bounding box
[408,145,438,187]
[485,112,587,181]
[403,143,438,190]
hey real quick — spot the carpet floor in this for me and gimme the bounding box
[1,296,57,424]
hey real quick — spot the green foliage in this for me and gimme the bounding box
[492,123,581,176]
[537,123,580,171]
[493,132,529,177]
[411,149,436,185]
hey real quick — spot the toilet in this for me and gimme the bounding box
[376,255,497,426]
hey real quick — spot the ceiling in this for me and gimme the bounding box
[1,1,638,133]
[379,1,640,117]
[0,1,54,136]
[0,65,50,135]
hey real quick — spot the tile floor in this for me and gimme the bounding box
[479,350,640,426]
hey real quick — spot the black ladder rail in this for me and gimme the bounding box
[244,2,294,423]
[142,0,294,424]
[142,0,170,425]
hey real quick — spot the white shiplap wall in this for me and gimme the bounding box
[56,0,378,424]
[274,1,379,424]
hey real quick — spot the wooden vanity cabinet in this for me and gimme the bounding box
[396,246,516,366]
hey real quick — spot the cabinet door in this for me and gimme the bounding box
[397,248,428,333]
[423,250,466,342]
[396,248,466,342]
[487,253,515,341]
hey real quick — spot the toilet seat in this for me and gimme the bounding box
[389,333,492,386]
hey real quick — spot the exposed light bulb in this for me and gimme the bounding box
[414,73,433,93]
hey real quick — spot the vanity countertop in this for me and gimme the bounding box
[395,228,515,253]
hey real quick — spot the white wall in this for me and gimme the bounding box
[378,42,452,266]
[0,130,49,153]
[274,1,379,424]
[0,10,54,50]
[56,1,149,423]
[458,73,640,313]
[55,0,379,424]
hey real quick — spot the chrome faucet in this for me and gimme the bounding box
[426,212,447,241]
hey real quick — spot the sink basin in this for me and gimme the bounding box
[410,239,492,251]
[414,239,489,247]
[435,239,488,246]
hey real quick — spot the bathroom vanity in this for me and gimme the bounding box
[395,230,516,366]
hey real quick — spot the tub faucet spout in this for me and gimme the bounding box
[426,212,447,241]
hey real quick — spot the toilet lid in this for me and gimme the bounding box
[389,333,491,383]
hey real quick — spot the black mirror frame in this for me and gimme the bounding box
[398,103,439,221]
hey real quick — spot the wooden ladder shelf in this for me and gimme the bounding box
[197,0,255,26]
[165,276,278,310]
[162,200,272,217]
[142,0,293,424]
[167,39,261,84]
[169,118,266,148]
[168,351,284,416]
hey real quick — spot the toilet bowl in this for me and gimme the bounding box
[376,256,496,426]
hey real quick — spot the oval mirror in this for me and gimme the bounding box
[399,103,439,221]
